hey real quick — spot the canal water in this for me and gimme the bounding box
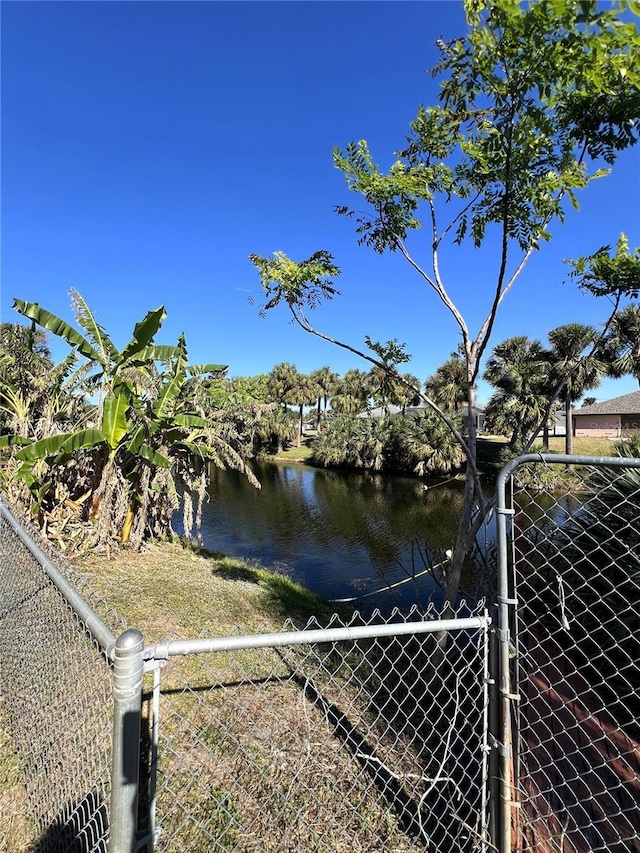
[197,461,477,612]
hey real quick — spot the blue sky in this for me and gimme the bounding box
[2,0,639,404]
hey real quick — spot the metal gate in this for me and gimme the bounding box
[133,611,494,852]
[496,454,640,853]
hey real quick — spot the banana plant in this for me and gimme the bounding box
[2,292,255,549]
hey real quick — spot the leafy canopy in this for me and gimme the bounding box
[334,0,640,255]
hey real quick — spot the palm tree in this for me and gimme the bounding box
[425,352,468,415]
[547,323,606,456]
[401,410,465,476]
[310,366,339,428]
[286,371,318,447]
[393,373,422,415]
[267,362,299,409]
[483,336,552,449]
[601,304,640,387]
[330,369,369,415]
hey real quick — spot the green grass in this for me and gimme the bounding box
[545,435,624,457]
[269,438,315,464]
[0,711,33,853]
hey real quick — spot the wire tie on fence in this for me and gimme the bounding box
[556,573,571,631]
[489,734,510,758]
[496,507,515,516]
[497,595,519,606]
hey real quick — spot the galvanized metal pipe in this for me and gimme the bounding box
[110,629,145,853]
[150,616,490,660]
[493,453,640,853]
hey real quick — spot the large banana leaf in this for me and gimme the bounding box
[126,424,146,455]
[101,395,130,449]
[171,440,211,459]
[153,334,188,419]
[187,364,228,376]
[119,306,167,366]
[15,429,107,463]
[133,344,182,365]
[13,299,102,363]
[0,435,32,448]
[69,289,120,366]
[138,443,170,467]
[172,413,209,429]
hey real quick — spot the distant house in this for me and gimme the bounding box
[573,391,640,438]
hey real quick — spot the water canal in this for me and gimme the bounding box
[197,461,479,612]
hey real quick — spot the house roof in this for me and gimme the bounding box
[574,390,640,417]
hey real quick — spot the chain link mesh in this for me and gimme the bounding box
[506,458,640,853]
[0,499,123,853]
[144,606,492,853]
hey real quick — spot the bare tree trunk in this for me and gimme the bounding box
[565,387,573,456]
[444,383,483,613]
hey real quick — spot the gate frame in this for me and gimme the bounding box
[494,452,640,853]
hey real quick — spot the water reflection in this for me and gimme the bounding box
[199,462,464,611]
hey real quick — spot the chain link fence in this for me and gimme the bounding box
[496,455,640,853]
[3,453,639,853]
[141,608,493,853]
[0,497,124,853]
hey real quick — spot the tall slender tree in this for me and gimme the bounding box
[310,366,339,428]
[251,0,640,609]
[287,371,318,447]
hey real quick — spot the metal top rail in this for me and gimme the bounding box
[148,615,491,660]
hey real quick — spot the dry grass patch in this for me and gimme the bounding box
[72,542,480,852]
[73,541,338,643]
[0,713,34,853]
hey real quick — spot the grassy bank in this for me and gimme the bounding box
[74,541,341,641]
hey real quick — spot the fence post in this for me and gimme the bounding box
[110,629,145,853]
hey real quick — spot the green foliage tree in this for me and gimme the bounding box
[251,0,640,607]
[600,303,640,386]
[267,362,299,409]
[393,373,422,415]
[312,410,464,476]
[425,351,468,415]
[330,369,370,415]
